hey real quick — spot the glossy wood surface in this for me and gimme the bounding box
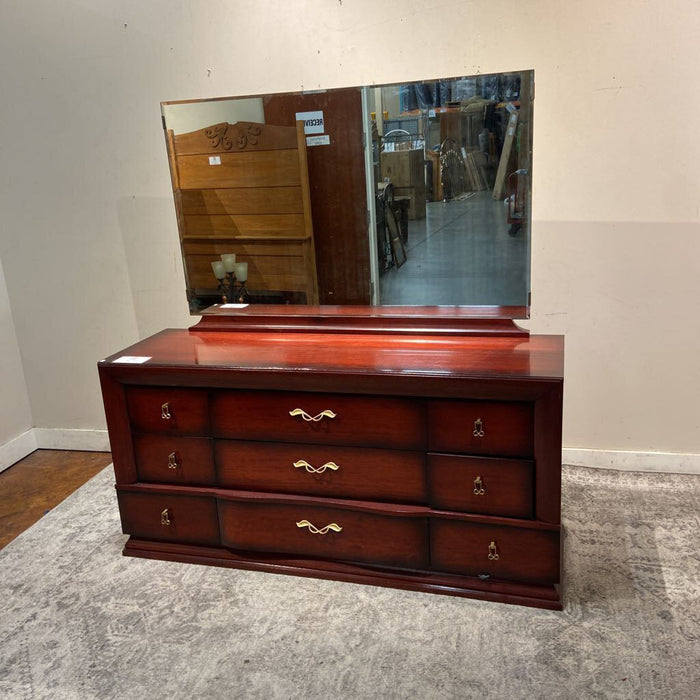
[428,400,534,457]
[215,440,427,503]
[218,498,429,569]
[116,490,220,546]
[133,435,215,486]
[429,518,560,584]
[427,454,534,518]
[211,390,426,449]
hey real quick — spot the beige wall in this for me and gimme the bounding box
[0,255,32,447]
[0,1,698,456]
[162,97,265,135]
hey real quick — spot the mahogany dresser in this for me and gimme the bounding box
[98,308,564,609]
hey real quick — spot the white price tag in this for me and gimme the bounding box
[113,356,151,364]
[209,156,221,165]
[220,303,250,309]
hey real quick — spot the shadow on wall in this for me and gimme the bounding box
[116,196,192,338]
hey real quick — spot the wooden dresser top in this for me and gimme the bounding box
[101,329,564,383]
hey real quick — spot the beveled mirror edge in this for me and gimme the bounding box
[163,69,534,322]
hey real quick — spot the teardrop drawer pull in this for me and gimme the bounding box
[473,475,486,495]
[289,408,337,422]
[161,508,171,526]
[488,541,499,561]
[296,519,342,535]
[167,452,179,469]
[161,402,172,420]
[473,418,485,438]
[293,459,340,474]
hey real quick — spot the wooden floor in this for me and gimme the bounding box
[0,449,112,550]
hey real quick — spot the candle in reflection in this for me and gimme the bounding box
[233,262,248,282]
[220,253,236,272]
[211,261,226,279]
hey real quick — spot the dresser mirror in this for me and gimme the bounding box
[162,69,533,318]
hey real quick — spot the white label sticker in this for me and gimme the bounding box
[113,356,151,364]
[306,134,330,147]
[428,109,436,118]
[295,110,325,134]
[209,156,221,165]
[220,303,249,308]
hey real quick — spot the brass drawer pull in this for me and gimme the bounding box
[488,541,499,561]
[473,475,485,495]
[167,451,179,469]
[473,418,485,438]
[161,402,172,420]
[161,508,171,526]
[289,408,337,422]
[296,519,342,535]
[293,459,340,474]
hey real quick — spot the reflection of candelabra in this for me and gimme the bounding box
[211,254,249,303]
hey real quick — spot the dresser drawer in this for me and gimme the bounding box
[219,498,429,569]
[211,391,425,450]
[428,454,533,518]
[117,490,220,546]
[126,387,209,436]
[216,441,427,504]
[430,519,560,584]
[134,435,215,486]
[428,400,533,457]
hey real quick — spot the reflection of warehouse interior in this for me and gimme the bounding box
[370,71,532,306]
[161,70,532,310]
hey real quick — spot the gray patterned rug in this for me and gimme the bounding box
[1,465,698,699]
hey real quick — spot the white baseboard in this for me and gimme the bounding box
[563,448,700,475]
[0,429,38,473]
[33,428,110,452]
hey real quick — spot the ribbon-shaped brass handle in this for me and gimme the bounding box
[488,540,499,561]
[293,459,340,474]
[161,508,171,526]
[167,451,179,470]
[161,402,172,420]
[289,408,337,422]
[473,475,485,495]
[473,418,485,438]
[296,519,342,535]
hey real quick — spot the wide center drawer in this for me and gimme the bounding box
[218,497,429,569]
[211,390,426,449]
[216,440,427,504]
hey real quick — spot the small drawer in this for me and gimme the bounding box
[134,435,215,486]
[428,454,533,518]
[219,498,429,569]
[117,489,220,546]
[126,387,209,436]
[216,441,427,504]
[430,518,560,585]
[211,390,425,450]
[428,400,533,457]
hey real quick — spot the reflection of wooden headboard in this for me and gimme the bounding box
[166,120,319,306]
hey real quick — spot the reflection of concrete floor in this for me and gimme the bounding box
[379,192,529,306]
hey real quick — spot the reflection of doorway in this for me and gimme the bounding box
[264,90,370,304]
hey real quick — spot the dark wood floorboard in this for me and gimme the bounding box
[0,449,112,550]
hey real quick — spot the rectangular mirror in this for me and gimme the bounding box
[161,70,533,317]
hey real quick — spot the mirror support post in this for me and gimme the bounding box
[361,87,380,305]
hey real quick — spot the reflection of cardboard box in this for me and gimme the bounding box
[394,186,426,220]
[380,149,424,189]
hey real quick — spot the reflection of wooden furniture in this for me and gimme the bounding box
[380,149,426,220]
[165,121,319,307]
[99,309,564,610]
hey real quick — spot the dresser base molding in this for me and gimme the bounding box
[122,538,563,610]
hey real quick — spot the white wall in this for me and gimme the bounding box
[0,254,34,469]
[0,1,698,459]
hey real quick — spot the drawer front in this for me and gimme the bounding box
[430,519,560,584]
[117,490,220,546]
[211,391,425,450]
[428,454,533,518]
[126,387,209,436]
[219,499,429,569]
[428,400,533,457]
[216,441,427,504]
[134,435,216,486]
